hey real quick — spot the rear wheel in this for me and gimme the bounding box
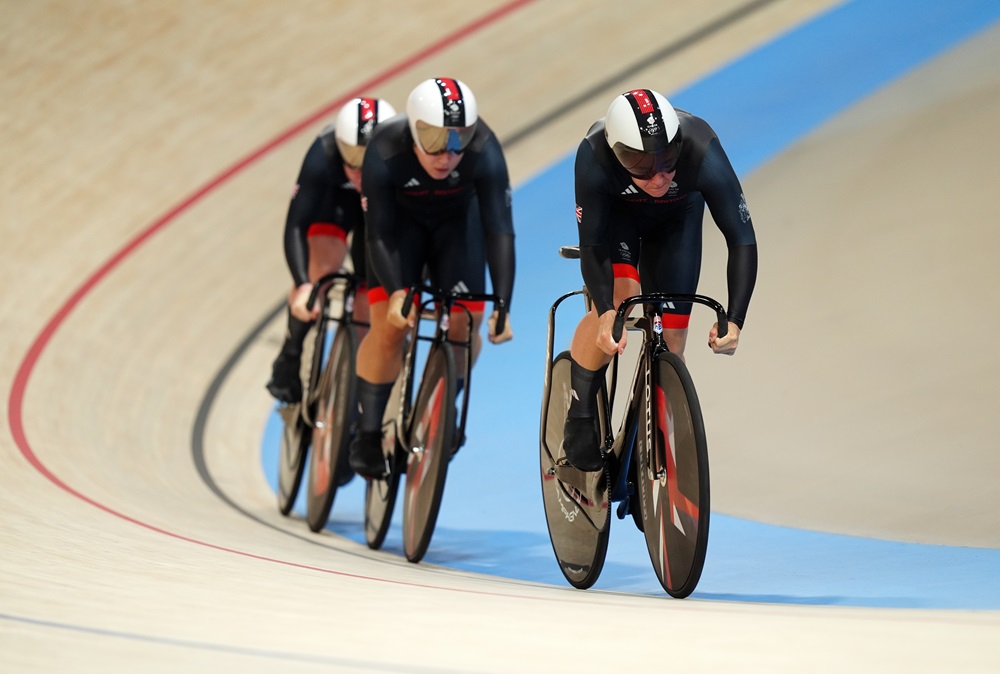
[277,403,310,516]
[402,342,456,563]
[636,351,710,598]
[539,351,610,589]
[305,325,358,533]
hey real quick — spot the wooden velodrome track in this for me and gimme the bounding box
[3,0,1000,671]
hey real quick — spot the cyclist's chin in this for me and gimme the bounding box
[427,166,453,180]
[637,182,670,198]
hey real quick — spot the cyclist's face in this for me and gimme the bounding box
[414,144,464,180]
[343,163,362,191]
[633,169,676,197]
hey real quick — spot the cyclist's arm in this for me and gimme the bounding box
[696,139,758,330]
[361,151,404,296]
[574,140,616,316]
[283,141,331,287]
[476,134,516,312]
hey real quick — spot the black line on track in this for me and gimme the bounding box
[191,0,776,567]
[501,0,781,149]
[189,300,552,587]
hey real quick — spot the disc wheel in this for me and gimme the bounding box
[304,325,358,533]
[277,402,310,516]
[539,351,610,589]
[635,351,710,598]
[401,342,456,563]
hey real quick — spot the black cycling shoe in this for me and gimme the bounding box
[335,445,356,487]
[349,431,388,479]
[563,416,603,471]
[266,351,302,404]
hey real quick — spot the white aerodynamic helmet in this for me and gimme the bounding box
[406,77,478,154]
[604,89,683,178]
[334,97,397,168]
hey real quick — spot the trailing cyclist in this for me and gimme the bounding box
[266,97,397,403]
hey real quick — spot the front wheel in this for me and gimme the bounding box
[277,403,310,516]
[305,325,358,533]
[636,351,710,598]
[402,342,456,563]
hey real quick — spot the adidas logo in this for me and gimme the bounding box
[404,178,421,188]
[621,184,639,195]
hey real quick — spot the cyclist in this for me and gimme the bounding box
[266,97,397,403]
[348,77,516,478]
[563,88,758,471]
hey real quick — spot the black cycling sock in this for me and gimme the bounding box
[282,309,314,356]
[355,378,394,434]
[567,360,606,419]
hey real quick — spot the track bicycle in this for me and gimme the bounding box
[276,272,365,533]
[539,246,727,597]
[363,285,507,563]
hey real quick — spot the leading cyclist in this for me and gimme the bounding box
[563,88,758,471]
[349,77,516,479]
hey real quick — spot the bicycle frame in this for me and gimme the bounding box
[399,285,506,446]
[300,271,364,429]
[545,288,727,513]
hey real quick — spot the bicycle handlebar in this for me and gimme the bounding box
[305,272,359,311]
[401,285,507,335]
[558,246,728,343]
[611,293,728,343]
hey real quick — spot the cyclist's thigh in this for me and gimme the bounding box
[606,210,642,283]
[637,193,705,320]
[369,214,429,296]
[307,224,349,281]
[427,199,486,298]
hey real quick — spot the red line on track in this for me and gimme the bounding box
[4,0,624,605]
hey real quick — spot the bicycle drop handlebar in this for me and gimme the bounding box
[400,285,507,335]
[612,294,728,343]
[559,244,728,343]
[305,272,359,311]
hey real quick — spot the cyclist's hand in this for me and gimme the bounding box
[597,309,626,356]
[387,289,416,330]
[709,322,740,355]
[487,310,513,344]
[290,283,319,322]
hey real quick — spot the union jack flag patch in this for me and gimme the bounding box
[575,205,583,224]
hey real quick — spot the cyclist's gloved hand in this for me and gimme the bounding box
[290,283,319,322]
[487,310,513,344]
[709,322,740,355]
[597,309,626,356]
[387,289,416,329]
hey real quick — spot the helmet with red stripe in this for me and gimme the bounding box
[605,89,682,179]
[334,97,397,169]
[406,77,478,155]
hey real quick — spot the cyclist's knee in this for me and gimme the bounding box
[613,277,640,307]
[663,327,688,359]
[307,235,348,282]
